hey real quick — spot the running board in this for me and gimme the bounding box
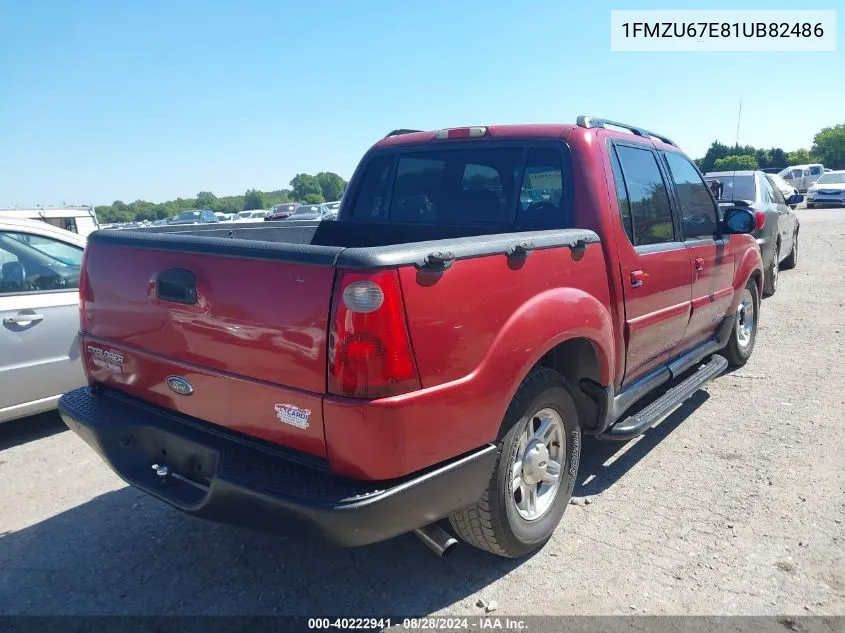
[598,355,728,441]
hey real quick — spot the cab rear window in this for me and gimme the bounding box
[348,146,572,228]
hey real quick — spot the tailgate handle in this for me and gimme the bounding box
[155,268,198,305]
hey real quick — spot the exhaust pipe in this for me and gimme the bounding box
[414,523,458,558]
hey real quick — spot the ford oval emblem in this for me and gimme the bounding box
[166,376,194,396]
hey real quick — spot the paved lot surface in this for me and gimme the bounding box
[1,208,844,617]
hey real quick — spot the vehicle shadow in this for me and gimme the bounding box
[0,411,67,452]
[0,393,711,617]
[575,389,710,498]
[0,485,523,616]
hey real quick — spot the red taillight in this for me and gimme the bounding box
[754,211,766,231]
[328,269,421,398]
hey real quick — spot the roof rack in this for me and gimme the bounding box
[576,115,677,147]
[385,129,423,138]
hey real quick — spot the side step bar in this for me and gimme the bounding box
[598,355,728,441]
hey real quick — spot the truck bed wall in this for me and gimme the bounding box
[125,220,542,249]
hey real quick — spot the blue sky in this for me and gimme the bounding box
[0,0,842,207]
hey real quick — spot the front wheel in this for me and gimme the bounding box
[763,243,779,297]
[722,279,760,368]
[782,231,798,270]
[449,367,580,558]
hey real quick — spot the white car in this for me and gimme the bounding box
[767,173,801,208]
[807,171,845,208]
[0,218,88,423]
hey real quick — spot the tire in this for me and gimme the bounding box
[722,279,760,368]
[781,231,798,270]
[449,367,581,558]
[807,203,816,209]
[763,243,779,297]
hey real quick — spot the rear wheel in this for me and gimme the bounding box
[782,231,798,270]
[763,243,779,297]
[449,367,580,558]
[722,279,759,368]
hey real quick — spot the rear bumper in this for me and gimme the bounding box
[58,387,497,547]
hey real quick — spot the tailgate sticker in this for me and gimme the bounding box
[274,404,311,430]
[87,345,124,374]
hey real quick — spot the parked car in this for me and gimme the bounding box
[777,163,825,192]
[214,212,240,223]
[806,170,845,208]
[283,204,327,221]
[767,173,800,208]
[60,117,763,559]
[321,201,341,220]
[705,170,801,296]
[0,206,100,237]
[167,210,219,226]
[0,218,87,423]
[237,210,269,221]
[264,203,299,221]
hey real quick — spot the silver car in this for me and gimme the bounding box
[0,217,87,423]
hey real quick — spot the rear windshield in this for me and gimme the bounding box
[294,205,322,214]
[348,145,571,227]
[174,211,202,221]
[705,175,756,202]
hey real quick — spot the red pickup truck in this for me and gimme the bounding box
[60,117,764,559]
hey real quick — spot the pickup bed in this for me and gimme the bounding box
[60,117,764,558]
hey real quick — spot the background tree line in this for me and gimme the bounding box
[95,171,348,223]
[695,122,845,173]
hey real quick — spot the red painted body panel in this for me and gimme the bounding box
[83,244,332,394]
[399,244,613,389]
[82,335,327,456]
[680,240,735,351]
[326,253,615,480]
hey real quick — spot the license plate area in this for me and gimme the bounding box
[113,425,219,509]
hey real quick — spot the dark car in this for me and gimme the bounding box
[264,203,299,221]
[705,170,801,296]
[284,204,327,221]
[167,209,219,226]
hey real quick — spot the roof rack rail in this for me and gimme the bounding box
[576,115,677,147]
[385,129,423,138]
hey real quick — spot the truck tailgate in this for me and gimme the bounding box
[81,232,341,458]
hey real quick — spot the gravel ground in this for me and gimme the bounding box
[1,208,843,617]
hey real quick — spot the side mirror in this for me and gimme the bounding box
[787,193,804,205]
[721,207,757,234]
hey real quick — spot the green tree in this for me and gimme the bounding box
[243,189,266,211]
[698,141,731,173]
[302,193,324,204]
[315,172,347,202]
[811,124,845,169]
[787,148,811,165]
[196,191,217,209]
[768,148,788,169]
[290,173,323,202]
[754,149,772,169]
[713,155,758,171]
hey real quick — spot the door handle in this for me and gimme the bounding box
[694,257,705,272]
[630,269,644,288]
[3,313,45,324]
